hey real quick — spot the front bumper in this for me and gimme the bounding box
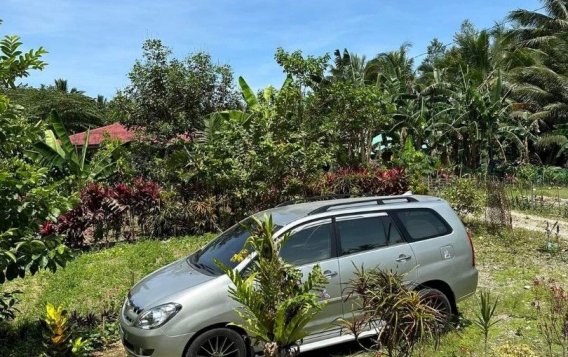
[120,322,194,357]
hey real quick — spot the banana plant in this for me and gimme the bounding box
[28,110,120,189]
[199,75,293,143]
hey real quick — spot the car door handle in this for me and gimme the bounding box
[323,270,338,278]
[395,254,412,262]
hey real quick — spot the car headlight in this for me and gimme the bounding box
[134,303,182,330]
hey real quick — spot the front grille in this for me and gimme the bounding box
[123,294,143,324]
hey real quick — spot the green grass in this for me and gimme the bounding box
[2,224,568,356]
[0,234,213,356]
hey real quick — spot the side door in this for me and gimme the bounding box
[335,213,419,318]
[279,218,342,342]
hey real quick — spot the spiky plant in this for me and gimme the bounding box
[218,214,327,357]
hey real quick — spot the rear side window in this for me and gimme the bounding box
[337,216,404,256]
[280,222,332,266]
[393,209,452,241]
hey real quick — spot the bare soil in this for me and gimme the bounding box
[510,210,568,239]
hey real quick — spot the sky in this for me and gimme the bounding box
[3,0,542,98]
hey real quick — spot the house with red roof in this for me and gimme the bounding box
[69,123,192,147]
[69,123,137,147]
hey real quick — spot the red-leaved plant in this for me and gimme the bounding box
[41,178,161,248]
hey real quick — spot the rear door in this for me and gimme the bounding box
[279,218,342,342]
[391,208,461,289]
[335,213,419,317]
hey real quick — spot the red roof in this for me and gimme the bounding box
[69,123,137,146]
[69,123,193,146]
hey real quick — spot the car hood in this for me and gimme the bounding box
[129,257,216,309]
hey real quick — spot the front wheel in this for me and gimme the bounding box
[185,328,248,357]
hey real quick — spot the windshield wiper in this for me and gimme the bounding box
[192,261,216,275]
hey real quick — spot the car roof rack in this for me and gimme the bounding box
[307,195,418,215]
[276,194,351,207]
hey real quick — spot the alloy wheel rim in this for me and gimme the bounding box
[197,336,239,357]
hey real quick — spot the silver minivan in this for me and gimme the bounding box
[120,195,478,357]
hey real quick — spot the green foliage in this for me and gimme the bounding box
[441,177,485,217]
[219,215,327,357]
[472,289,502,356]
[320,80,394,166]
[0,158,76,284]
[339,267,441,357]
[0,20,47,89]
[0,92,40,155]
[392,136,436,184]
[167,75,334,225]
[29,110,121,189]
[2,87,108,132]
[513,164,568,187]
[115,39,240,141]
[0,22,75,322]
[0,290,21,320]
[40,303,87,357]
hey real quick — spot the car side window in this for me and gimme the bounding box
[280,221,333,266]
[337,216,394,256]
[393,209,452,241]
[382,216,404,245]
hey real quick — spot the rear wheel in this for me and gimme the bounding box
[419,288,452,329]
[186,328,247,357]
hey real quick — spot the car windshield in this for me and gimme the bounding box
[188,218,280,275]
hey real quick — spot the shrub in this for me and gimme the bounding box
[315,167,409,197]
[147,192,222,237]
[41,303,88,357]
[339,267,441,357]
[150,167,410,237]
[0,27,76,322]
[532,277,568,357]
[513,164,568,187]
[219,215,327,357]
[50,179,161,248]
[441,177,485,218]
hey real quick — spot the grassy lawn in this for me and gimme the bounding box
[2,224,568,356]
[0,234,213,356]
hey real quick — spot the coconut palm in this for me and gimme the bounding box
[507,0,568,159]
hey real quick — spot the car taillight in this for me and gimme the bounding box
[466,229,476,267]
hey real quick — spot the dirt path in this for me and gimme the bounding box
[510,210,568,239]
[93,342,125,357]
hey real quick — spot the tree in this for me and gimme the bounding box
[0,21,75,320]
[53,79,68,93]
[2,87,108,132]
[52,78,84,94]
[283,48,396,167]
[116,39,240,141]
[506,0,568,164]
